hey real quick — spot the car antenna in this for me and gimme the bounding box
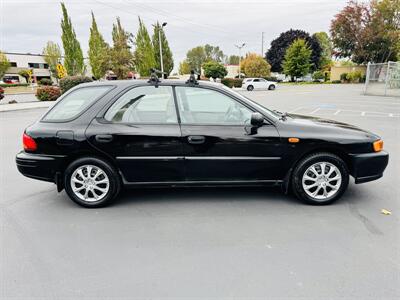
[186,70,199,85]
[148,68,165,87]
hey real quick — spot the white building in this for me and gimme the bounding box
[1,52,92,83]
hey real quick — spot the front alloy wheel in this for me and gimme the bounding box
[292,152,349,205]
[302,162,342,200]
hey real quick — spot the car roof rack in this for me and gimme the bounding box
[186,70,199,85]
[148,68,164,87]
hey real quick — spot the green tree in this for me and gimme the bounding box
[42,41,62,81]
[186,46,207,73]
[204,44,225,62]
[135,17,156,77]
[312,32,332,70]
[88,12,110,79]
[178,60,191,75]
[202,61,227,78]
[60,2,84,75]
[18,69,31,83]
[330,0,399,63]
[110,17,134,79]
[282,39,312,81]
[152,22,173,78]
[227,55,240,65]
[0,51,10,79]
[240,53,271,77]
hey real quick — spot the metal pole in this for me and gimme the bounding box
[384,61,392,96]
[364,62,370,95]
[235,43,245,79]
[159,28,164,76]
[261,32,264,56]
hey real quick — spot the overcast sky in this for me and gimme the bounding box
[1,0,350,71]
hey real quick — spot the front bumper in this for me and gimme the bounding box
[349,151,389,184]
[16,151,66,183]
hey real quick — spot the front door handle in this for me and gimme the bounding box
[188,135,205,144]
[95,134,113,143]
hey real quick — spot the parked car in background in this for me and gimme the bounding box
[242,78,277,91]
[0,87,5,100]
[16,78,388,208]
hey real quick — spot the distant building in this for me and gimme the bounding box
[224,64,240,78]
[1,52,92,83]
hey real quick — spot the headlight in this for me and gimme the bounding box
[373,139,383,152]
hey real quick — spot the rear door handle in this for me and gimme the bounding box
[95,134,113,143]
[188,135,205,144]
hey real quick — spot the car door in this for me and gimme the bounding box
[175,85,283,182]
[86,85,184,183]
[252,78,263,90]
[259,78,269,89]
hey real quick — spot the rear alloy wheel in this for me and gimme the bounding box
[292,153,349,205]
[247,85,254,91]
[268,84,276,90]
[64,157,120,208]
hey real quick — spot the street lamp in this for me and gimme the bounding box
[235,43,245,79]
[159,22,167,77]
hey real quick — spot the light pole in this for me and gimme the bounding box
[159,22,167,77]
[235,43,245,79]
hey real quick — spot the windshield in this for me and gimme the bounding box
[220,85,281,119]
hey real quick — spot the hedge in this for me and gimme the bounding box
[36,86,61,101]
[221,78,243,88]
[39,78,53,86]
[0,83,30,87]
[59,76,93,94]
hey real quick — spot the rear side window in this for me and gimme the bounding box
[104,86,177,124]
[43,86,111,121]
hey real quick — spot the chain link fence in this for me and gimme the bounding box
[364,61,400,97]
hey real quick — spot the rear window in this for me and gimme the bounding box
[43,86,111,121]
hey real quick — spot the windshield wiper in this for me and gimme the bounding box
[273,110,288,120]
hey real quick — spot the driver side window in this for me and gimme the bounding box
[175,87,252,125]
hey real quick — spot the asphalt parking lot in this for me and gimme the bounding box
[1,84,399,299]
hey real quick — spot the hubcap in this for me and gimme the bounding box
[70,165,109,202]
[302,162,342,201]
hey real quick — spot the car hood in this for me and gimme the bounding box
[285,113,378,140]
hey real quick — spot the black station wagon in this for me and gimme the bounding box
[16,76,389,207]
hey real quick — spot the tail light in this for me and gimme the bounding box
[23,133,37,151]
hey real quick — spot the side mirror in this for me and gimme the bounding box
[250,112,264,127]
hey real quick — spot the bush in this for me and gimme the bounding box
[263,76,279,82]
[346,71,363,83]
[59,75,93,94]
[36,86,61,101]
[312,71,325,81]
[0,83,29,87]
[39,78,53,86]
[340,73,348,82]
[331,80,342,84]
[221,78,243,88]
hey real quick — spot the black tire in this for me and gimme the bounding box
[268,84,276,90]
[247,85,254,91]
[64,157,121,208]
[291,152,349,205]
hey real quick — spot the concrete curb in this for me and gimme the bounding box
[0,101,53,112]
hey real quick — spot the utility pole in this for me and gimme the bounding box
[261,32,264,56]
[154,22,167,77]
[235,43,245,79]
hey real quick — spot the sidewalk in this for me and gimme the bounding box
[0,101,53,112]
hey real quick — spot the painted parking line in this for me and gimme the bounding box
[289,106,400,118]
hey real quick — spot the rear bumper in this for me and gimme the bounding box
[349,151,389,184]
[16,151,66,183]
